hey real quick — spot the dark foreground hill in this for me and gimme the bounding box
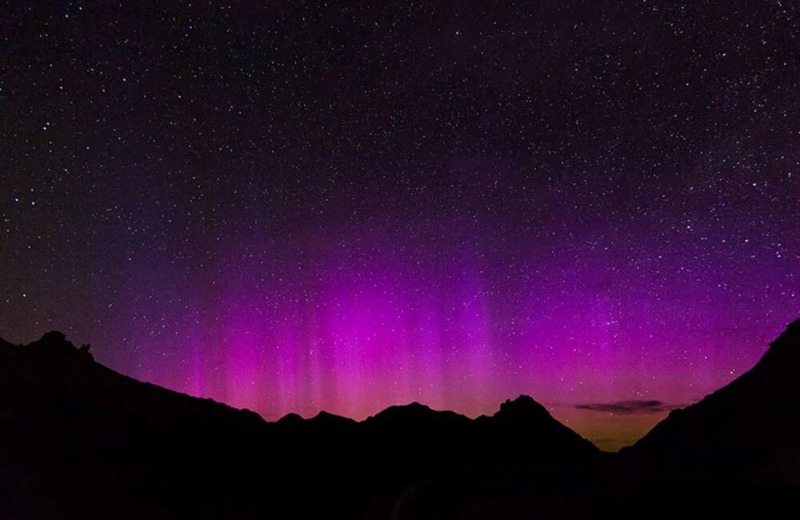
[0,331,597,520]
[622,317,800,485]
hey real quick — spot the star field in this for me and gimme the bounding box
[1,1,799,450]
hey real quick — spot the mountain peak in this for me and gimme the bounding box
[310,410,357,427]
[402,401,431,410]
[277,412,304,425]
[39,330,68,344]
[495,394,549,419]
[28,330,94,363]
[369,401,434,420]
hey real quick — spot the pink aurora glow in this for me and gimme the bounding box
[104,226,797,451]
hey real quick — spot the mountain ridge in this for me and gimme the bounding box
[0,330,596,437]
[2,319,800,519]
[0,330,599,519]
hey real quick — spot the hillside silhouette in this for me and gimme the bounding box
[1,320,799,519]
[0,331,596,519]
[623,317,800,484]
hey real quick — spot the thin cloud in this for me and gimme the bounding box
[573,400,684,415]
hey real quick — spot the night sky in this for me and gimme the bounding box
[2,2,799,450]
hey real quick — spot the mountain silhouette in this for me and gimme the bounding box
[478,395,597,462]
[377,318,800,519]
[0,331,598,519]
[623,317,800,486]
[4,322,799,519]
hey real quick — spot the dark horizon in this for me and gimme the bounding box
[0,327,675,452]
[3,320,798,452]
[2,319,800,519]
